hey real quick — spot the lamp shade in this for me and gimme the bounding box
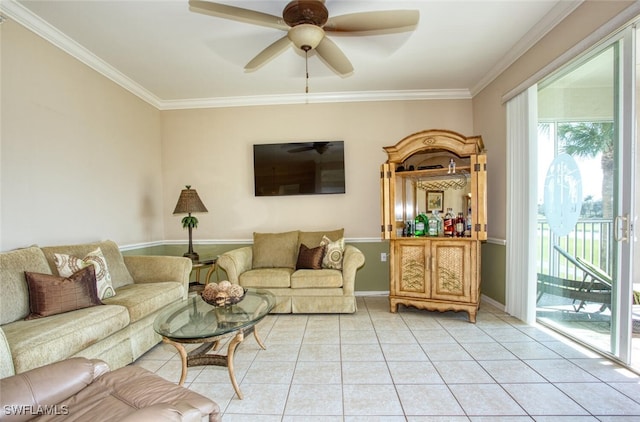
[173,185,208,214]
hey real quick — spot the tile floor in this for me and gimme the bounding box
[134,296,640,421]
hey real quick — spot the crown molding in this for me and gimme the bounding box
[158,89,472,110]
[2,0,471,111]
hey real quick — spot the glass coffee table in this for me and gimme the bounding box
[153,288,275,399]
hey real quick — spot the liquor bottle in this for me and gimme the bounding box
[435,210,444,237]
[406,220,415,237]
[414,213,427,237]
[465,208,472,237]
[428,211,439,237]
[443,208,455,237]
[455,212,465,237]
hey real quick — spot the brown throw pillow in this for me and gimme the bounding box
[24,266,102,320]
[296,244,326,270]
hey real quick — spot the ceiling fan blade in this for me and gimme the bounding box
[324,10,419,33]
[189,1,288,30]
[245,36,292,71]
[315,37,353,75]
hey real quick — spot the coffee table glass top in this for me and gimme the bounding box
[154,289,275,340]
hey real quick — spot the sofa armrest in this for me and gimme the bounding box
[0,357,107,422]
[124,256,192,297]
[342,245,365,296]
[0,327,15,379]
[216,247,253,284]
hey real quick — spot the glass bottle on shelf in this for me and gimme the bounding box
[455,212,465,237]
[414,213,428,237]
[465,208,472,237]
[428,211,439,237]
[436,210,444,236]
[444,208,455,237]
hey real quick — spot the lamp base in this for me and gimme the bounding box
[183,251,200,261]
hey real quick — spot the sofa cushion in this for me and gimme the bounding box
[25,266,103,320]
[298,228,344,248]
[239,268,294,288]
[54,247,116,299]
[296,244,325,270]
[2,304,130,374]
[102,282,184,323]
[41,240,134,289]
[59,365,220,422]
[0,246,53,324]
[252,231,299,269]
[291,269,344,288]
[320,236,345,270]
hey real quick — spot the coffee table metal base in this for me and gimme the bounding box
[162,325,266,399]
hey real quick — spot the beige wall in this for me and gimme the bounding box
[1,21,164,251]
[161,101,473,242]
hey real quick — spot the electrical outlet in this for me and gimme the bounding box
[380,252,387,262]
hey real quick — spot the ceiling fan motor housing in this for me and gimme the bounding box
[283,0,328,27]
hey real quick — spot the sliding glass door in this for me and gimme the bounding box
[535,27,635,364]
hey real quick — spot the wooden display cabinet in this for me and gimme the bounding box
[380,129,487,322]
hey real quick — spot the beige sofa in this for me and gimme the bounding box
[0,357,220,422]
[0,240,191,378]
[217,229,365,313]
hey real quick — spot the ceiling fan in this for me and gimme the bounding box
[188,0,419,76]
[287,142,332,154]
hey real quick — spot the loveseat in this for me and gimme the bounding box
[217,229,365,313]
[0,357,220,421]
[0,240,191,378]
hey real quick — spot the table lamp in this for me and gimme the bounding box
[173,185,208,261]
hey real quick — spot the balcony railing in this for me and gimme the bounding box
[537,218,613,280]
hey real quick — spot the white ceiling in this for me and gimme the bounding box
[2,0,582,109]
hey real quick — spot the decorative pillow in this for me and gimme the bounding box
[24,266,103,320]
[296,244,326,270]
[320,236,345,270]
[53,247,116,299]
[298,228,344,248]
[252,231,300,269]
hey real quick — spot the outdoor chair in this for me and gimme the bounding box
[536,245,612,312]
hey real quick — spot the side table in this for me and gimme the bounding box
[189,257,217,292]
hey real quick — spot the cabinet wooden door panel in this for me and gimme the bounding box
[394,241,430,298]
[431,240,471,302]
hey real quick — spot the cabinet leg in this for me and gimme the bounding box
[468,310,477,323]
[389,300,398,313]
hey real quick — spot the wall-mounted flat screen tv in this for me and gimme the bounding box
[253,141,346,196]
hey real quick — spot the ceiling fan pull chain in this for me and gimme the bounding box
[305,49,309,94]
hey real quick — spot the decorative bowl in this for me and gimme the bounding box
[200,288,247,307]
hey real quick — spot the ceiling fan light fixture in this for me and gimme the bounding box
[288,24,324,51]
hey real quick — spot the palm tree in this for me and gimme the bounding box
[558,121,614,270]
[558,122,614,219]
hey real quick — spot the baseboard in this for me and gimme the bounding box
[356,291,389,297]
[481,294,506,311]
